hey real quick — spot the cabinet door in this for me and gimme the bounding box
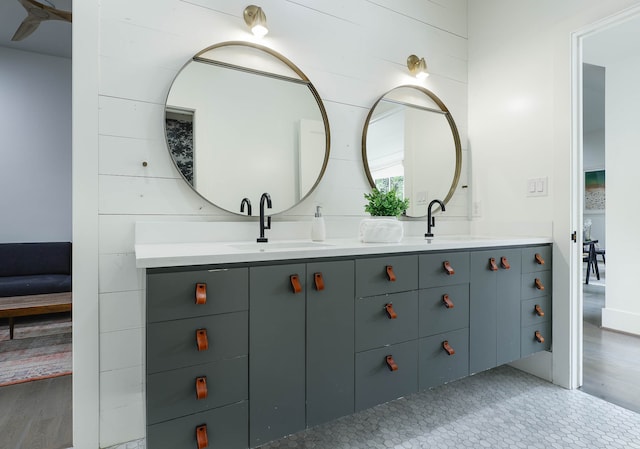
[249,264,306,447]
[496,248,522,365]
[306,260,355,427]
[469,251,497,374]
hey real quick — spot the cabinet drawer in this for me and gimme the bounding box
[521,321,551,357]
[147,311,248,374]
[521,296,551,328]
[521,246,551,273]
[419,328,469,390]
[355,291,418,352]
[355,255,418,298]
[419,284,469,337]
[147,268,248,323]
[355,340,418,411]
[147,356,248,425]
[419,251,470,288]
[521,271,551,300]
[147,400,247,449]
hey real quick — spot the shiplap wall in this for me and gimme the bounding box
[96,0,468,445]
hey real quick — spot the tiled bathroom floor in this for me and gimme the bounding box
[259,365,640,449]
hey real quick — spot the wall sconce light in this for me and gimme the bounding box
[243,5,269,38]
[407,55,429,80]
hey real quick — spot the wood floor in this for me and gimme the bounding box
[0,375,72,449]
[581,265,640,414]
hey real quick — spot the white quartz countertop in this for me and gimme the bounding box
[135,235,552,269]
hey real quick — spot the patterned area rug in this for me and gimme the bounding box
[0,313,72,387]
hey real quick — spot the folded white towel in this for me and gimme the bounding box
[359,218,404,243]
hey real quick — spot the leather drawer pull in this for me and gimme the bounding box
[196,329,209,351]
[501,256,511,270]
[314,272,325,291]
[535,253,545,265]
[196,376,208,400]
[535,331,545,344]
[534,278,545,290]
[195,283,207,305]
[196,425,209,449]
[489,257,498,271]
[386,355,398,371]
[442,294,454,309]
[386,265,397,282]
[442,340,455,356]
[384,303,397,319]
[535,304,545,317]
[290,274,302,294]
[443,261,455,275]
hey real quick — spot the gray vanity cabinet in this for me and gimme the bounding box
[249,260,355,446]
[469,248,522,374]
[521,248,552,356]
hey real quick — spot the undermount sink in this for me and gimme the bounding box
[228,241,336,251]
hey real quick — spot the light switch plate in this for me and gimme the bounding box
[527,177,548,197]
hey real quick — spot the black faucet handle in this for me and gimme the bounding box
[265,216,271,230]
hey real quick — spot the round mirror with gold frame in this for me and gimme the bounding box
[362,85,461,218]
[165,41,330,215]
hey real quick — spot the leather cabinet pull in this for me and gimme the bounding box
[443,261,455,276]
[535,253,545,265]
[534,278,545,291]
[442,340,455,356]
[384,303,397,319]
[386,355,398,371]
[195,283,207,305]
[535,331,545,344]
[290,274,302,294]
[535,304,545,317]
[386,265,397,282]
[501,256,511,270]
[314,272,325,291]
[196,425,209,449]
[196,376,208,400]
[489,258,498,271]
[196,329,209,351]
[442,294,454,309]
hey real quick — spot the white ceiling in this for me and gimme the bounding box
[0,0,71,58]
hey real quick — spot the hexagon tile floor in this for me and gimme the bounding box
[111,365,640,449]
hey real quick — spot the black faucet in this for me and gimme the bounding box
[240,197,252,216]
[257,192,272,242]
[425,199,446,238]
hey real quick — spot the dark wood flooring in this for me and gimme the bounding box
[0,375,72,449]
[581,265,640,414]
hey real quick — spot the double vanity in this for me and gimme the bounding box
[136,234,552,449]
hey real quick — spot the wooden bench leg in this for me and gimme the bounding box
[9,317,14,340]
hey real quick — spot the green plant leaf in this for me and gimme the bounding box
[364,188,410,217]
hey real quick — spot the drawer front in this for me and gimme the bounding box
[521,321,552,357]
[419,284,469,338]
[147,400,247,449]
[147,268,248,323]
[521,296,552,328]
[419,328,469,390]
[521,245,552,273]
[147,311,248,374]
[147,356,248,425]
[355,339,418,411]
[355,290,418,352]
[355,255,418,298]
[419,251,470,288]
[521,271,552,300]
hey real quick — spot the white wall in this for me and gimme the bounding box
[90,0,469,446]
[467,0,640,388]
[0,47,71,243]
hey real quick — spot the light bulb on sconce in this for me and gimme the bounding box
[243,5,268,38]
[407,54,429,80]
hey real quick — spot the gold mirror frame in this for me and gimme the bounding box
[164,41,331,216]
[361,85,462,216]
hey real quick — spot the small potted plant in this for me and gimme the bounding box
[364,187,410,217]
[360,188,409,242]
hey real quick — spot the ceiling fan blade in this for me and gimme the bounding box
[11,17,42,41]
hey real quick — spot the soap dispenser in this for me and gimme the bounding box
[311,206,326,242]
